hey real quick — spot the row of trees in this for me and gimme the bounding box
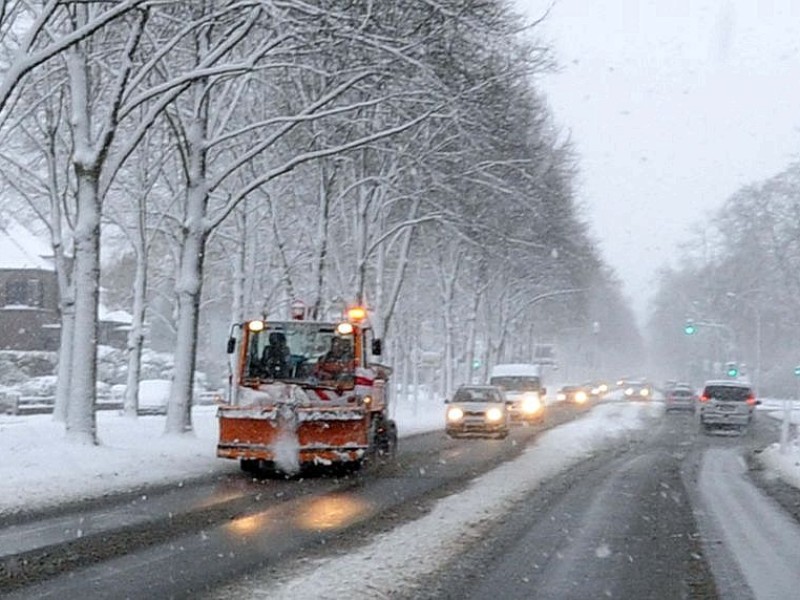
[0,1,639,443]
[648,162,800,394]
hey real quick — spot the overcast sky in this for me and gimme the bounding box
[515,0,800,321]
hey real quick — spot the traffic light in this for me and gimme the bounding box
[683,319,696,335]
[794,365,800,377]
[725,361,738,377]
[472,359,481,370]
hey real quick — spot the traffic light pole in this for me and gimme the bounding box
[683,318,737,377]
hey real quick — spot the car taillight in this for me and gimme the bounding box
[746,394,756,406]
[699,395,709,403]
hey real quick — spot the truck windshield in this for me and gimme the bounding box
[490,376,541,392]
[243,321,355,388]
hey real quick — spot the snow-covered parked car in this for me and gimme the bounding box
[137,379,171,415]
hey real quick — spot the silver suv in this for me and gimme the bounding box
[698,380,758,433]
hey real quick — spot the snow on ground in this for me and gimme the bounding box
[210,401,664,600]
[698,448,800,600]
[756,399,800,489]
[0,406,231,517]
[0,393,447,518]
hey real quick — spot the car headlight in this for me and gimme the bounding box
[625,387,634,396]
[447,407,464,422]
[575,390,588,403]
[486,407,503,422]
[639,388,650,397]
[557,392,566,401]
[521,393,541,413]
[599,384,608,393]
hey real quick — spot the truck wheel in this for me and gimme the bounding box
[366,418,397,464]
[378,420,398,458]
[240,459,259,473]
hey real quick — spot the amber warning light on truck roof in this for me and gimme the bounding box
[346,306,367,322]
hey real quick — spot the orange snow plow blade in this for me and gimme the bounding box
[217,406,369,464]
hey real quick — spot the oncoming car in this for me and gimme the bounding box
[445,385,509,439]
[623,380,653,400]
[488,363,546,424]
[557,385,590,405]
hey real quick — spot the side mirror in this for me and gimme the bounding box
[443,398,449,404]
[226,337,236,354]
[372,339,382,356]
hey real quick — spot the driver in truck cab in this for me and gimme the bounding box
[314,336,354,382]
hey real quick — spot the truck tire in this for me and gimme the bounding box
[366,417,397,465]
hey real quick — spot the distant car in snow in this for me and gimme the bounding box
[623,380,653,400]
[556,385,590,406]
[664,384,696,412]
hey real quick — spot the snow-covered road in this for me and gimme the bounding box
[698,447,800,600]
[209,401,663,599]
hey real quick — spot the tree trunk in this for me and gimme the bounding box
[53,299,74,422]
[66,167,100,444]
[123,239,147,418]
[165,100,208,434]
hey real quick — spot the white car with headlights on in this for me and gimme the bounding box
[445,385,509,439]
[488,363,547,424]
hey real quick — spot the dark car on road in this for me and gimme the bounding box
[622,380,653,400]
[557,385,590,406]
[698,380,758,433]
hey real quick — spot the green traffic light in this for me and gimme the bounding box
[794,366,800,377]
[684,322,696,335]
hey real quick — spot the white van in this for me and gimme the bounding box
[488,363,546,424]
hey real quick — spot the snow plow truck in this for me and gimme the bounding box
[217,303,397,473]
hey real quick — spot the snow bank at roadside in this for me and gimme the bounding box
[0,407,232,516]
[757,441,800,489]
[0,394,445,517]
[757,404,800,489]
[213,401,663,600]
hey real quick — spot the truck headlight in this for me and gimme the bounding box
[486,407,503,422]
[447,407,464,422]
[521,393,541,414]
[575,390,588,404]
